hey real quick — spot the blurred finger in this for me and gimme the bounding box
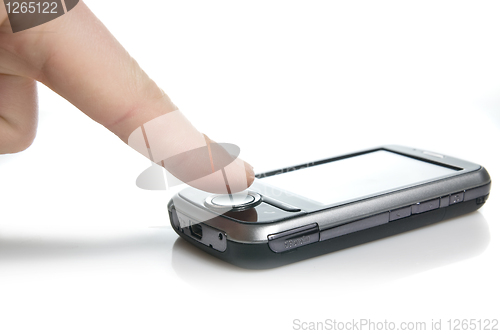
[128,110,253,194]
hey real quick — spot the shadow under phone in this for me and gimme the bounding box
[171,210,489,292]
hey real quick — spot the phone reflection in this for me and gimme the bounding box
[171,212,489,293]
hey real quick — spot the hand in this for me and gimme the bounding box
[0,1,254,193]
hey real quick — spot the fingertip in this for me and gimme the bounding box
[245,161,255,188]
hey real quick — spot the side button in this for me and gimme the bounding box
[464,183,491,202]
[412,198,440,214]
[440,195,450,208]
[320,212,389,241]
[389,206,411,221]
[268,223,319,253]
[449,191,464,205]
[263,196,301,212]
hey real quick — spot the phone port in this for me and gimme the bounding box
[189,224,203,240]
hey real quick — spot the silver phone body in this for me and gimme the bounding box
[168,145,491,268]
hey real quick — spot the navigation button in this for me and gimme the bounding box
[205,191,262,212]
[212,194,255,207]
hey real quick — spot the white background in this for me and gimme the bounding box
[1,1,499,333]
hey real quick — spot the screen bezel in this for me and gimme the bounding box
[252,145,481,212]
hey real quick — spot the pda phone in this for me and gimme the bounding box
[168,145,491,269]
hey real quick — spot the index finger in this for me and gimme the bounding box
[0,1,254,193]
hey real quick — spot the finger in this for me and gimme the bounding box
[1,2,171,139]
[0,2,254,192]
[0,8,6,26]
[0,74,38,153]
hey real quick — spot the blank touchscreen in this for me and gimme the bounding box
[259,150,457,205]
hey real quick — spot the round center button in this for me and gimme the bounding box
[212,194,254,206]
[205,191,262,211]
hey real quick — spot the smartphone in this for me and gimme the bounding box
[168,145,491,269]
